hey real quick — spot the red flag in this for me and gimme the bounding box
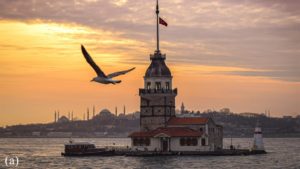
[159,17,168,27]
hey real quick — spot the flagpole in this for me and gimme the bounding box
[156,0,160,53]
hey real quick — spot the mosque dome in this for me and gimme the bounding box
[57,116,69,123]
[99,109,113,117]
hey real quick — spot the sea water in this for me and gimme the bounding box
[0,138,299,169]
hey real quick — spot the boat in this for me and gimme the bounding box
[61,140,115,156]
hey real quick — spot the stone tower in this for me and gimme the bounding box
[139,0,177,131]
[139,51,177,131]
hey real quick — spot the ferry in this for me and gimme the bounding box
[61,140,115,156]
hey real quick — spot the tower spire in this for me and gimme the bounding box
[156,0,160,53]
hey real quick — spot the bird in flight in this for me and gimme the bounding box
[81,45,135,85]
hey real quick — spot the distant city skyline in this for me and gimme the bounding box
[0,0,299,126]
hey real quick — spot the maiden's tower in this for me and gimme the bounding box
[129,0,223,152]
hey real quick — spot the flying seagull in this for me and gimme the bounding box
[81,45,135,85]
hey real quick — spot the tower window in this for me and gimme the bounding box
[166,82,170,90]
[155,82,161,90]
[147,82,151,90]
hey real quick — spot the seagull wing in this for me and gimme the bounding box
[107,67,136,78]
[81,45,107,78]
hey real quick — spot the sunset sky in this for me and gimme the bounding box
[0,0,299,126]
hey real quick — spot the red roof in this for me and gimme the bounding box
[167,117,209,125]
[129,127,203,138]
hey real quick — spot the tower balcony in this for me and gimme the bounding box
[139,88,177,95]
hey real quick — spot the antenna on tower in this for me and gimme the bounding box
[156,0,160,53]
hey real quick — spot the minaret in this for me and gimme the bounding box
[54,111,57,123]
[93,105,95,118]
[139,0,177,131]
[252,121,265,151]
[123,105,126,115]
[181,102,185,114]
[71,111,74,121]
[57,111,60,121]
[87,108,90,121]
[115,107,118,116]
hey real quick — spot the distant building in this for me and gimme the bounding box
[181,102,185,114]
[98,109,114,119]
[57,116,69,123]
[47,132,72,137]
[132,111,140,119]
[240,112,261,118]
[283,116,293,119]
[177,113,199,118]
[32,132,41,137]
[220,108,231,114]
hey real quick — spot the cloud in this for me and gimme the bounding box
[0,0,299,81]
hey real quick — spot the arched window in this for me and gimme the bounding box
[155,82,161,90]
[166,82,170,90]
[147,82,151,90]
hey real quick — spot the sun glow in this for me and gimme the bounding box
[0,20,143,66]
[0,19,299,126]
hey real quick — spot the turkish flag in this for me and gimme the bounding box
[159,17,168,27]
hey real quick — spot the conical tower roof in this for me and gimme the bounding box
[145,52,171,77]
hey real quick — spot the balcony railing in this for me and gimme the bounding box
[150,53,166,60]
[139,88,177,95]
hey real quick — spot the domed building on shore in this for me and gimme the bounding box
[98,109,114,119]
[57,116,69,123]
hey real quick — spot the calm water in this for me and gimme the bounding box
[0,138,299,169]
